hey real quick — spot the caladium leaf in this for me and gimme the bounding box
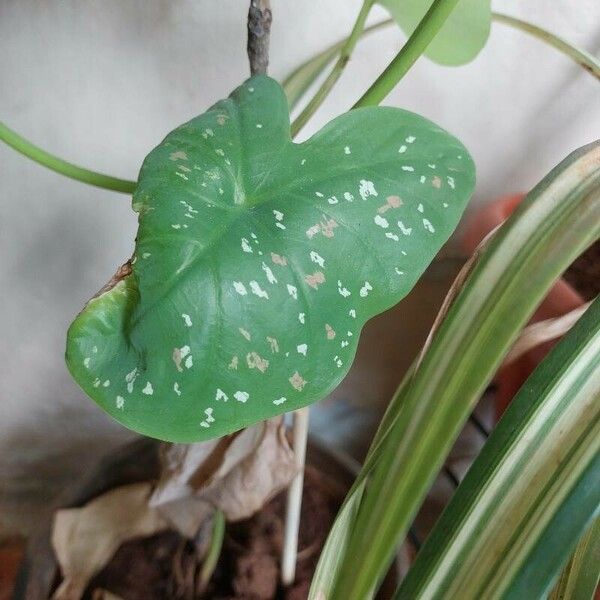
[380,0,492,65]
[66,75,475,442]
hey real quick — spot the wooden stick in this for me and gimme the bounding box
[281,407,310,585]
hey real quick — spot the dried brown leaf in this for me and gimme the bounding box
[502,301,591,366]
[51,482,167,600]
[150,417,297,535]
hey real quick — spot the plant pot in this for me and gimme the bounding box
[13,437,399,600]
[461,194,587,417]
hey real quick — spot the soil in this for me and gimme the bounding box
[83,467,338,600]
[564,240,600,301]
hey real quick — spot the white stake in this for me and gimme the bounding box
[281,407,310,586]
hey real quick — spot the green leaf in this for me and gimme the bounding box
[549,517,600,600]
[397,296,600,599]
[327,141,600,599]
[66,75,475,442]
[379,0,491,65]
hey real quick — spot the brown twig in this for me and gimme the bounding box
[247,0,272,75]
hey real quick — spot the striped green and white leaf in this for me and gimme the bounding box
[397,296,600,600]
[379,0,492,65]
[66,75,475,442]
[549,517,600,600]
[318,141,600,600]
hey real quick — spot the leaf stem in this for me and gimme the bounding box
[492,12,600,81]
[0,121,136,194]
[198,509,226,591]
[290,0,375,137]
[283,18,393,112]
[354,0,461,108]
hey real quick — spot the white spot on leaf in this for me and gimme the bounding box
[359,281,373,297]
[337,280,351,298]
[398,221,412,235]
[234,391,249,403]
[423,218,436,233]
[374,215,389,228]
[233,282,247,296]
[249,280,269,299]
[310,251,325,268]
[359,179,378,200]
[262,262,278,284]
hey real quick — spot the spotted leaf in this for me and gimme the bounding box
[380,0,492,65]
[66,75,475,442]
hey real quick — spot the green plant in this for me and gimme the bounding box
[2,1,598,597]
[65,75,474,442]
[311,140,600,600]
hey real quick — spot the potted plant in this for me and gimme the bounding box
[3,1,599,598]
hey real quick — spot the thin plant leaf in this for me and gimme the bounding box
[493,13,600,81]
[549,517,600,600]
[328,142,600,599]
[283,19,393,112]
[396,297,600,599]
[66,75,475,442]
[197,510,226,594]
[309,223,494,599]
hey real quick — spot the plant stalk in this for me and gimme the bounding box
[283,19,393,112]
[281,407,310,585]
[353,0,461,108]
[0,121,136,194]
[493,12,600,81]
[247,0,272,76]
[290,0,375,137]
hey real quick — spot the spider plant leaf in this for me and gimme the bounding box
[379,0,492,65]
[66,75,474,442]
[328,141,600,599]
[397,296,600,599]
[548,517,600,600]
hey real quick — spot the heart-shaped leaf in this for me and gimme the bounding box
[66,75,475,442]
[380,0,492,65]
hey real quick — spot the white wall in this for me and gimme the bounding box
[1,0,598,533]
